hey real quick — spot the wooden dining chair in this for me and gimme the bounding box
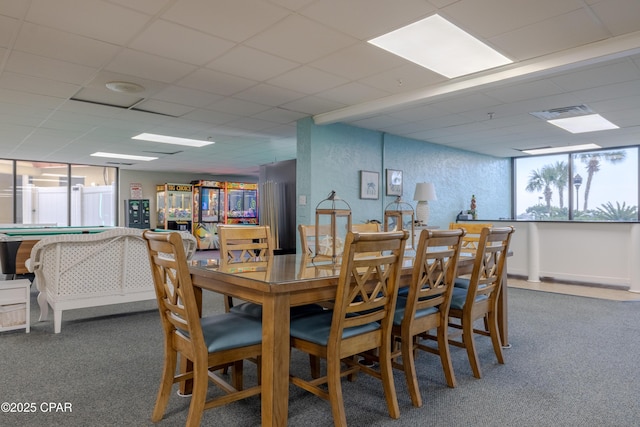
[448,222,493,257]
[447,226,515,379]
[298,223,331,256]
[218,224,273,311]
[142,231,262,427]
[288,230,409,426]
[389,228,465,407]
[351,222,381,232]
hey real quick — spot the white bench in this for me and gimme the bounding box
[28,228,196,333]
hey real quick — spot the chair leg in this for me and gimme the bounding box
[152,348,177,422]
[462,317,482,379]
[231,360,244,390]
[185,361,208,427]
[379,342,400,419]
[309,355,321,379]
[436,324,456,388]
[327,354,348,427]
[401,335,422,407]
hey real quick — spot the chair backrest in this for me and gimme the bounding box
[351,222,381,233]
[142,231,203,349]
[331,230,408,345]
[403,229,466,327]
[298,224,331,256]
[465,226,515,307]
[218,225,273,262]
[449,222,493,255]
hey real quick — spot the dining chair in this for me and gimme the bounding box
[448,222,493,257]
[447,226,515,379]
[298,223,331,256]
[142,230,262,427]
[351,222,381,232]
[288,230,409,426]
[218,224,273,311]
[389,228,465,407]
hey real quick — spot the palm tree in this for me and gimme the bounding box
[525,167,556,211]
[550,161,568,209]
[578,150,627,210]
[595,201,638,221]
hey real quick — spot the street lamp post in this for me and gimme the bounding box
[574,173,583,213]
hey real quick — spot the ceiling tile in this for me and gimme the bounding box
[26,0,150,45]
[207,46,300,81]
[105,49,197,83]
[129,19,235,66]
[245,14,357,63]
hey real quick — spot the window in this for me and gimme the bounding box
[514,147,638,221]
[571,148,638,221]
[0,160,118,226]
[515,154,569,220]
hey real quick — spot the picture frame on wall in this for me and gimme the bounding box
[360,170,379,199]
[386,169,403,196]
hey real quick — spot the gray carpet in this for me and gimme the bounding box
[1,286,639,427]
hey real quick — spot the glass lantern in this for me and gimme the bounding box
[384,196,415,249]
[315,191,352,263]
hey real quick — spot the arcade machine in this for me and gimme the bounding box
[225,182,258,224]
[156,183,193,231]
[191,180,225,250]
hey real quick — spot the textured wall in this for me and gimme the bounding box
[297,118,511,234]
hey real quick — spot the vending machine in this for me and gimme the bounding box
[191,180,225,250]
[124,199,150,229]
[225,182,258,224]
[156,183,193,231]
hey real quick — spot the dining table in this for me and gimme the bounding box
[188,251,510,427]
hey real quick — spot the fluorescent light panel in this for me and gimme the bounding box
[547,114,619,133]
[91,152,157,161]
[521,143,601,155]
[368,14,512,78]
[132,133,214,147]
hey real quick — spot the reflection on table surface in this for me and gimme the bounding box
[189,253,418,284]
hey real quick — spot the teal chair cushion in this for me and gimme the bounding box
[392,296,439,326]
[290,311,380,346]
[230,302,325,319]
[454,277,470,289]
[397,285,409,297]
[449,287,488,310]
[180,313,262,353]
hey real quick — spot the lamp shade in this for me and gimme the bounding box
[413,182,437,201]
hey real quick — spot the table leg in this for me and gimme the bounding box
[261,293,291,427]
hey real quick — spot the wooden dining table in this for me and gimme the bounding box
[189,252,510,427]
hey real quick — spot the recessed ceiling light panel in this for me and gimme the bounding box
[547,114,619,134]
[91,152,157,161]
[520,143,601,155]
[368,14,512,78]
[132,133,214,147]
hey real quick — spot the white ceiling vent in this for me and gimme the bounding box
[530,104,594,120]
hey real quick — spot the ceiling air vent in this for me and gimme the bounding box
[530,104,594,120]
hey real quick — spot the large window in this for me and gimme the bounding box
[515,147,638,221]
[0,160,118,226]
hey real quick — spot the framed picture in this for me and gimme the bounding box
[386,169,403,196]
[360,170,379,199]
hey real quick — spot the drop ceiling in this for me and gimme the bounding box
[1,0,640,176]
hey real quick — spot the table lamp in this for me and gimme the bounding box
[413,182,437,225]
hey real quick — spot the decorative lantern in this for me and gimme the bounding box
[384,196,415,249]
[315,190,352,263]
